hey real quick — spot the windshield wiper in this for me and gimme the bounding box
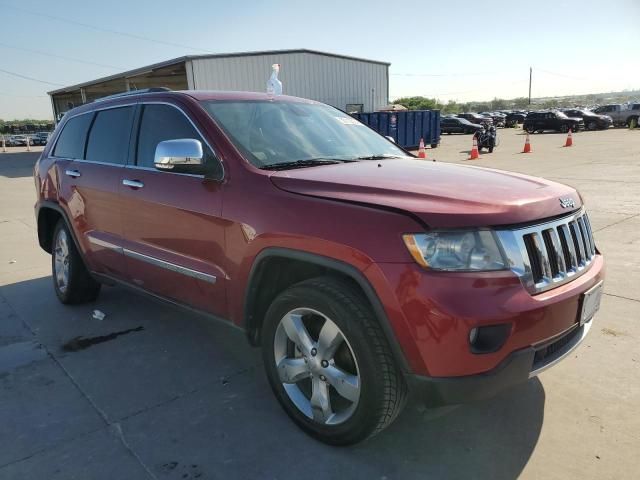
[260,158,349,171]
[352,154,404,160]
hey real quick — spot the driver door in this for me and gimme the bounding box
[119,102,228,317]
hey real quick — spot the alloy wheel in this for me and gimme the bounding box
[273,307,360,425]
[53,229,70,294]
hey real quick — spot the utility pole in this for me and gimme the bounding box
[528,67,532,106]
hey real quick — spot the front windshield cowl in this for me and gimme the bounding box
[201,100,407,170]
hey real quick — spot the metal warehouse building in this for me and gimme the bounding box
[48,49,390,119]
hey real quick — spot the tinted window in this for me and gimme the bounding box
[53,113,93,159]
[86,107,135,165]
[137,104,204,168]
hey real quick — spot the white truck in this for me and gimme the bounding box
[592,103,640,127]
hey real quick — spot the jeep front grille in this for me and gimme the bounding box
[497,209,597,294]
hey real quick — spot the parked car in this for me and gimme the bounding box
[479,112,506,127]
[523,111,584,133]
[440,116,482,134]
[505,112,526,127]
[6,135,28,146]
[34,89,604,445]
[592,103,640,127]
[31,132,51,146]
[562,109,612,130]
[457,112,493,125]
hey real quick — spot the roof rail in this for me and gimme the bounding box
[93,87,171,103]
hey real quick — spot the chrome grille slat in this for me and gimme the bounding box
[558,224,578,270]
[570,221,586,266]
[531,232,553,281]
[546,228,566,275]
[497,209,597,295]
[583,214,596,255]
[577,217,591,259]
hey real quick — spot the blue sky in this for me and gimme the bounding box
[0,0,638,119]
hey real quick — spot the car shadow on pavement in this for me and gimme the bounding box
[0,152,40,179]
[357,379,544,479]
[0,276,544,479]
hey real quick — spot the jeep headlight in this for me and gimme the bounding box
[403,231,507,271]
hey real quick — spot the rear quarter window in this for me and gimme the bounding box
[52,113,94,159]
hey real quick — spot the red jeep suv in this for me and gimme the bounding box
[34,89,605,445]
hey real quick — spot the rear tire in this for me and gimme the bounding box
[261,276,407,445]
[52,220,101,304]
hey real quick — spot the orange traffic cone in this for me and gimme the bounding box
[564,129,573,147]
[469,136,479,160]
[522,133,532,153]
[417,138,426,159]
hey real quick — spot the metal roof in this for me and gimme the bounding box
[47,49,391,95]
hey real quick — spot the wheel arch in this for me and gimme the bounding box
[36,201,82,256]
[243,247,410,372]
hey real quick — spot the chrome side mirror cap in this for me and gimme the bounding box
[154,139,203,170]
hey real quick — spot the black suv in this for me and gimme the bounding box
[523,111,583,134]
[562,109,612,130]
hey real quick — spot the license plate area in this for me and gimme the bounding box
[580,281,603,326]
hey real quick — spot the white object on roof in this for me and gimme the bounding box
[266,64,283,97]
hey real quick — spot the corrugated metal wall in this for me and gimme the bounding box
[189,52,388,112]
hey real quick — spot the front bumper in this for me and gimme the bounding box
[406,319,593,407]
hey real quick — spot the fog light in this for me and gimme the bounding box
[469,324,511,354]
[469,327,479,344]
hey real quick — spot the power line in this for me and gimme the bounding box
[0,92,48,98]
[0,67,65,86]
[0,42,127,70]
[2,4,213,53]
[390,70,515,77]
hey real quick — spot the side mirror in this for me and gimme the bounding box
[154,139,203,171]
[385,135,396,143]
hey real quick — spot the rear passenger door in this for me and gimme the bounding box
[53,106,134,279]
[119,102,228,317]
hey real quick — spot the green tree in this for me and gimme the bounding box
[393,96,438,110]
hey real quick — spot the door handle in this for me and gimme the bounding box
[65,169,81,178]
[122,179,144,189]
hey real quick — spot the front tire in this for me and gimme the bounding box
[52,220,101,304]
[261,276,407,445]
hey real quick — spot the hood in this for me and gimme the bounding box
[269,159,582,228]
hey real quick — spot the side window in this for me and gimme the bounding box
[136,104,217,174]
[52,113,93,159]
[86,107,135,165]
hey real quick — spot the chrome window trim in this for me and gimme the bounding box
[123,248,217,284]
[135,101,225,181]
[496,208,597,295]
[123,164,205,179]
[49,98,224,181]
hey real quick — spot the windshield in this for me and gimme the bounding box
[556,111,569,119]
[201,100,407,168]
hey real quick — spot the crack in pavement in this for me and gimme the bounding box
[593,213,640,233]
[604,292,640,304]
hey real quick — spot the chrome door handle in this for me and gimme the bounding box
[65,169,81,178]
[122,179,144,189]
